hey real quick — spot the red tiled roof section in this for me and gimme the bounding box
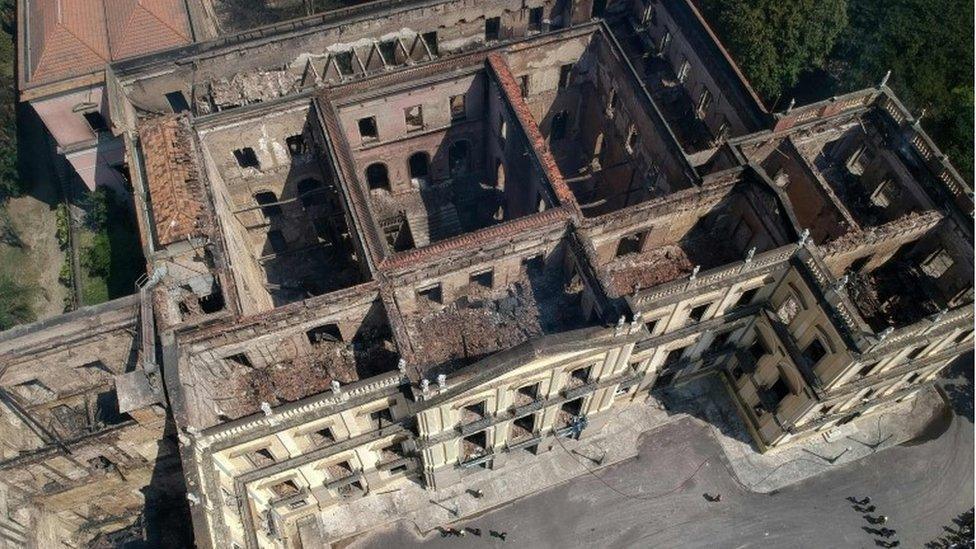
[25,0,191,86]
[139,114,208,247]
[381,207,572,270]
[486,53,579,213]
[105,0,191,61]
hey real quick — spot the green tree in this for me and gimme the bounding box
[700,0,848,101]
[82,232,112,278]
[0,271,36,330]
[836,0,974,180]
[0,0,22,201]
[82,187,115,231]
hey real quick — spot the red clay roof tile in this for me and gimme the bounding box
[138,114,208,247]
[25,0,191,86]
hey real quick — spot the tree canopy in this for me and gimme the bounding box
[701,0,973,181]
[700,0,848,102]
[837,0,974,179]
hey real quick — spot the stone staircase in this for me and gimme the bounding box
[406,202,462,247]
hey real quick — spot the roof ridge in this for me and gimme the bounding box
[59,21,111,64]
[135,0,190,41]
[108,0,146,58]
[109,0,188,60]
[61,0,110,60]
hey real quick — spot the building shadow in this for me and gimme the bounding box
[119,417,194,548]
[653,374,761,451]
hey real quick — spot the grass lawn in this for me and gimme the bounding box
[77,206,145,307]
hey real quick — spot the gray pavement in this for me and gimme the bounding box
[356,376,974,548]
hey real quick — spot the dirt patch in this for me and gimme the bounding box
[0,183,67,320]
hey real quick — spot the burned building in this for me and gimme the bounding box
[1,0,972,547]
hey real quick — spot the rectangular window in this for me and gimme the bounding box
[856,362,876,378]
[905,345,926,361]
[309,427,335,445]
[730,364,744,381]
[234,147,260,169]
[379,40,398,65]
[519,74,530,98]
[358,117,378,142]
[906,372,921,384]
[247,447,276,467]
[404,105,424,132]
[696,87,713,119]
[225,353,252,368]
[528,7,543,31]
[659,28,672,52]
[676,59,691,83]
[712,331,733,350]
[83,111,108,132]
[802,338,828,367]
[607,87,618,115]
[570,365,591,384]
[644,318,660,335]
[768,375,791,404]
[626,127,639,153]
[470,269,493,288]
[422,32,439,56]
[516,382,540,402]
[270,479,300,498]
[485,17,501,41]
[462,401,486,422]
[749,337,767,362]
[306,324,342,345]
[450,94,466,121]
[735,287,759,309]
[870,179,899,208]
[369,407,394,429]
[663,346,686,370]
[286,135,307,156]
[165,91,190,113]
[687,302,711,324]
[335,51,355,75]
[920,248,953,279]
[254,191,281,217]
[417,283,442,304]
[551,111,569,140]
[558,64,573,88]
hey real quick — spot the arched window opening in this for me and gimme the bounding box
[448,140,471,177]
[365,163,390,191]
[254,191,281,217]
[551,111,568,140]
[408,152,430,180]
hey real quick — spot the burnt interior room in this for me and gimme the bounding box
[792,112,933,230]
[208,0,369,35]
[847,227,973,331]
[604,183,790,295]
[334,67,561,255]
[503,29,692,218]
[400,245,598,382]
[608,19,716,153]
[203,106,369,309]
[756,138,855,245]
[185,299,400,427]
